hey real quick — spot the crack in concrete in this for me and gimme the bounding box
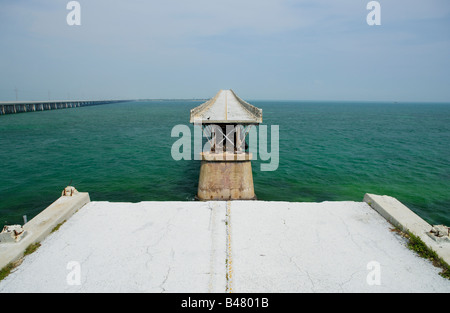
[326,207,364,251]
[225,201,233,293]
[338,269,365,292]
[277,241,316,293]
[160,266,171,293]
[208,202,217,293]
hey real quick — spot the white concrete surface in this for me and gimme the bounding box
[230,201,450,293]
[1,200,449,293]
[0,201,227,293]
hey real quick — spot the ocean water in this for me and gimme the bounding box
[0,100,449,226]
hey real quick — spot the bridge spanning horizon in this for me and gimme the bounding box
[0,99,130,115]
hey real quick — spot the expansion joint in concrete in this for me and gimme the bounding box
[225,201,233,293]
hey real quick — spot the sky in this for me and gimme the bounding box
[0,0,449,102]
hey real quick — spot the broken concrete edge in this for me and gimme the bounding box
[0,225,27,243]
[363,193,450,268]
[0,192,90,274]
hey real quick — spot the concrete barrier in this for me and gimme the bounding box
[229,89,263,123]
[0,192,90,270]
[364,193,450,265]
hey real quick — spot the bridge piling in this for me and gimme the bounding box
[190,90,262,201]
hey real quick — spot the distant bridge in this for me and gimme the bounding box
[0,100,129,115]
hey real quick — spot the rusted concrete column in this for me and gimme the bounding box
[197,152,255,201]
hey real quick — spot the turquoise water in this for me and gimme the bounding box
[0,101,449,226]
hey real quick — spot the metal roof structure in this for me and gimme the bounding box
[190,89,262,124]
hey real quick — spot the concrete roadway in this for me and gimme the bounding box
[1,200,449,293]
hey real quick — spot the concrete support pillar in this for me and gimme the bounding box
[197,152,256,201]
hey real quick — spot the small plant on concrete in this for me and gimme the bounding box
[407,232,450,279]
[0,259,23,282]
[24,242,41,256]
[51,220,66,233]
[390,227,449,280]
[0,242,41,282]
[0,263,15,281]
[405,230,450,280]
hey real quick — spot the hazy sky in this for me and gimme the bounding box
[1,0,449,101]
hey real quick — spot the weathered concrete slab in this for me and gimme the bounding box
[1,200,449,293]
[0,201,227,293]
[229,201,450,293]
